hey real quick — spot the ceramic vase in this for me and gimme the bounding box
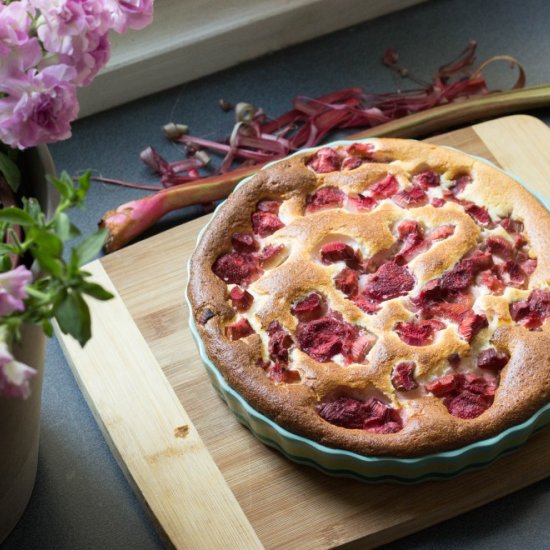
[0,145,57,543]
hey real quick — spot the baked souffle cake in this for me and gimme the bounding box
[188,138,550,457]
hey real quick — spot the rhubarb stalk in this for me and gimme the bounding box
[100,84,550,252]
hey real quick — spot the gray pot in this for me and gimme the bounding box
[0,145,57,543]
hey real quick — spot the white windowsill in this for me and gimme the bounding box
[77,0,426,118]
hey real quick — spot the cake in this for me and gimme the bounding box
[187,138,550,457]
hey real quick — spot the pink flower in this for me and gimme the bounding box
[0,1,153,149]
[0,1,34,53]
[0,265,32,316]
[0,64,79,149]
[106,0,154,33]
[0,2,41,75]
[0,342,36,399]
[34,0,112,51]
[53,29,111,85]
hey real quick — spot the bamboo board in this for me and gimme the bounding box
[58,115,550,549]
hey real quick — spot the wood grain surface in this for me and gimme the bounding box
[58,115,550,549]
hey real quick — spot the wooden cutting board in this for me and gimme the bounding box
[58,115,550,549]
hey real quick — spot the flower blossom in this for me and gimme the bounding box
[0,64,79,149]
[0,265,32,316]
[0,2,41,75]
[0,342,36,399]
[105,0,154,33]
[0,0,154,148]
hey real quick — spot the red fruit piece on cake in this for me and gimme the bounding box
[349,194,377,211]
[479,269,506,295]
[213,252,261,286]
[513,233,528,249]
[362,398,403,434]
[463,251,494,273]
[392,185,428,208]
[369,174,399,199]
[426,372,496,415]
[500,217,524,234]
[444,391,493,419]
[450,174,473,195]
[485,236,514,260]
[346,333,376,363]
[395,232,428,265]
[305,186,346,213]
[226,318,254,340]
[345,142,375,158]
[256,200,281,214]
[320,242,358,265]
[412,170,441,189]
[296,316,354,362]
[267,321,294,363]
[334,267,359,297]
[391,361,418,391]
[231,231,258,253]
[229,287,253,312]
[477,348,510,371]
[499,261,527,288]
[267,363,300,383]
[341,156,362,170]
[316,396,367,429]
[411,278,444,308]
[464,203,492,225]
[431,197,446,208]
[396,219,422,239]
[427,224,455,242]
[251,211,285,237]
[363,261,415,301]
[256,243,285,267]
[426,297,472,324]
[291,292,325,322]
[307,147,342,173]
[439,264,475,292]
[353,296,381,314]
[394,319,445,346]
[439,252,493,293]
[458,311,488,342]
[510,288,550,329]
[317,396,402,433]
[425,373,459,397]
[522,258,537,275]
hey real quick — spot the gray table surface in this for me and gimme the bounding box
[4,0,550,547]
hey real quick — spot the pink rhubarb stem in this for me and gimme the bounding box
[100,83,550,253]
[100,165,257,252]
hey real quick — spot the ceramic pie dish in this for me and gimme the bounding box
[186,138,550,482]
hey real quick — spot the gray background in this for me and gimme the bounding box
[4,0,550,547]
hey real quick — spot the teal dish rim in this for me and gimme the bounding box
[185,138,550,483]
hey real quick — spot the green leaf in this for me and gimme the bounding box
[23,197,43,221]
[0,243,15,255]
[28,226,63,258]
[54,212,80,241]
[0,151,21,192]
[72,171,91,205]
[0,255,11,271]
[42,319,54,337]
[32,247,63,277]
[55,291,91,347]
[80,281,114,301]
[74,228,107,266]
[0,207,35,226]
[48,172,74,200]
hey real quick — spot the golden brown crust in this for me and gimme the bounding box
[188,138,550,457]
